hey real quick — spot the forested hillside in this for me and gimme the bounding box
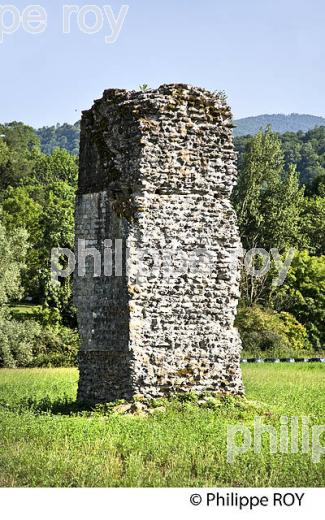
[35,122,325,195]
[0,121,324,367]
[235,126,325,194]
[36,122,80,155]
[35,117,325,188]
[234,113,325,136]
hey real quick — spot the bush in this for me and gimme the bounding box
[0,312,41,367]
[271,251,325,349]
[236,305,312,357]
[0,310,78,368]
[30,325,79,367]
[28,352,75,368]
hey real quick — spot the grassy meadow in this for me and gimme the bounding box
[0,364,324,487]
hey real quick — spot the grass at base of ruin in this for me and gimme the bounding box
[0,365,324,487]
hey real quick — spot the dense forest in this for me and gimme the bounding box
[0,121,324,367]
[233,127,324,355]
[0,122,78,367]
[36,121,325,194]
[235,126,325,195]
[37,122,80,156]
[36,114,325,151]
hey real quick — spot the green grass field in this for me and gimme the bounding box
[0,364,324,487]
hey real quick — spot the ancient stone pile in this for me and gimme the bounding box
[75,84,243,404]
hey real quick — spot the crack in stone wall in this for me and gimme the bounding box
[75,84,244,403]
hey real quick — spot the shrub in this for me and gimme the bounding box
[30,325,79,367]
[0,312,41,367]
[236,305,312,357]
[271,251,325,349]
[0,310,78,368]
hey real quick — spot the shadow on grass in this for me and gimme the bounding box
[0,395,96,416]
[0,391,271,421]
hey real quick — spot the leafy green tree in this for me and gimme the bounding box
[235,125,325,195]
[298,142,325,191]
[32,148,78,187]
[0,139,12,188]
[39,181,75,251]
[265,164,304,250]
[0,122,40,154]
[281,132,302,168]
[271,251,325,348]
[0,138,35,189]
[236,305,311,356]
[0,215,39,368]
[2,185,42,232]
[0,216,28,306]
[37,181,76,326]
[0,123,40,189]
[300,196,325,255]
[0,147,77,316]
[1,186,44,299]
[233,127,304,252]
[233,128,305,307]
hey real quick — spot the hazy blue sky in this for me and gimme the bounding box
[1,0,324,127]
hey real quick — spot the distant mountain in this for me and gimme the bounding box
[233,113,325,137]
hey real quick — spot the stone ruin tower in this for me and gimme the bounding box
[75,84,243,404]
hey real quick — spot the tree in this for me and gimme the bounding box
[236,305,311,356]
[298,142,325,192]
[37,181,76,326]
[0,146,77,306]
[265,164,304,251]
[0,123,40,188]
[0,215,28,306]
[300,196,325,255]
[1,186,43,299]
[32,148,78,187]
[271,251,325,348]
[0,139,12,188]
[1,185,42,232]
[235,125,325,195]
[233,128,304,307]
[0,122,40,154]
[37,122,80,156]
[233,127,304,251]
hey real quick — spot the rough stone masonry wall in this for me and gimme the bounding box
[75,84,243,404]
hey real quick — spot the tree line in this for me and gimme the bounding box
[233,127,324,355]
[0,121,324,366]
[0,122,78,367]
